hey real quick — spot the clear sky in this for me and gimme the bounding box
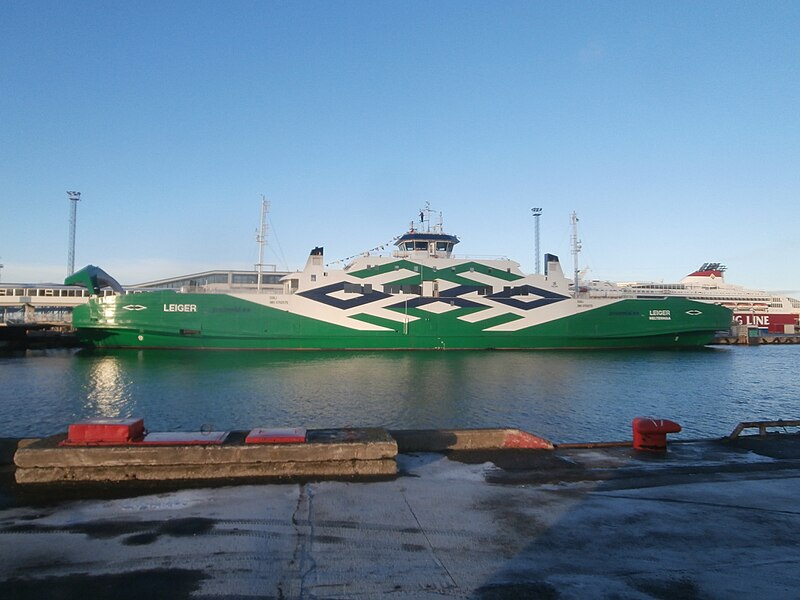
[1,1,798,293]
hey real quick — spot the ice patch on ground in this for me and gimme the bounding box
[398,453,490,481]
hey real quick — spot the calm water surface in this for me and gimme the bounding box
[1,346,798,443]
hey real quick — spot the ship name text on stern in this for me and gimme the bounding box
[163,303,198,313]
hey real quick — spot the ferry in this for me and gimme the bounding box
[613,263,800,335]
[67,212,732,350]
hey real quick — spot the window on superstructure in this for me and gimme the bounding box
[383,284,421,295]
[232,274,257,284]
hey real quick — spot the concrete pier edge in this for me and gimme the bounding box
[6,421,800,486]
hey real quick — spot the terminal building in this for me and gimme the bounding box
[0,268,290,324]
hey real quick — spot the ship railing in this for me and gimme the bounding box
[584,290,631,299]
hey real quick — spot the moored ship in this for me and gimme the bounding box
[68,213,732,350]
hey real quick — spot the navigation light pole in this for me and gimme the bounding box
[570,211,581,296]
[255,195,270,293]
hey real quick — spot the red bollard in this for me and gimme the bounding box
[632,417,681,452]
[64,418,145,445]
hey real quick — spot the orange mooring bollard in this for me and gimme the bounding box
[632,417,682,452]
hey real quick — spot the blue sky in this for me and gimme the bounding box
[1,1,798,293]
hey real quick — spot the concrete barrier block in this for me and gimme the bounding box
[391,428,554,453]
[15,458,397,484]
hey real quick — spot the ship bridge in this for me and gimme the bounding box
[392,204,460,260]
[393,231,460,260]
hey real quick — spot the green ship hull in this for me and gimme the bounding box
[72,292,730,350]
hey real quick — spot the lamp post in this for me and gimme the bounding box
[531,207,542,275]
[67,191,81,276]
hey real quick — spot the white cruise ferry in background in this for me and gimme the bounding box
[612,263,800,334]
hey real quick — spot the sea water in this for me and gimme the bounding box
[0,346,798,443]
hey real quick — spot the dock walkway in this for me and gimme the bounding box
[2,434,800,599]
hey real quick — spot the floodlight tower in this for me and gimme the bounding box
[531,207,543,274]
[67,191,81,276]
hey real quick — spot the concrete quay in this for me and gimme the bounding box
[2,431,800,599]
[13,428,398,484]
[11,427,552,485]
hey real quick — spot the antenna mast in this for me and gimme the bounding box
[256,196,269,293]
[570,211,581,296]
[67,191,81,276]
[419,201,443,233]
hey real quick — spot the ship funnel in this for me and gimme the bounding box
[305,247,324,269]
[544,254,563,278]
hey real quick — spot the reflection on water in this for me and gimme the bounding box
[85,356,133,416]
[1,346,798,442]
